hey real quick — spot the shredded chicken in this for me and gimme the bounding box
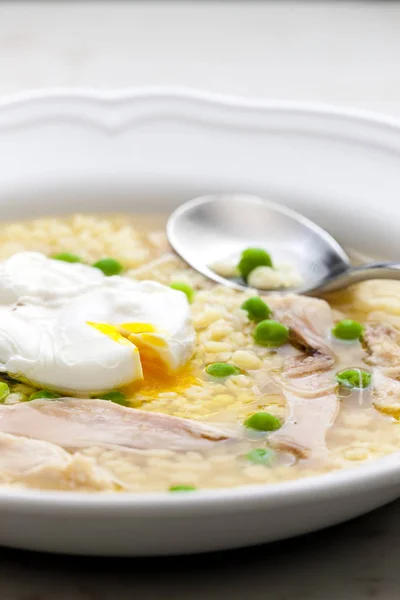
[363,323,400,416]
[267,295,339,458]
[370,370,400,418]
[268,295,335,377]
[363,324,400,372]
[280,370,337,399]
[269,391,339,459]
[0,433,118,491]
[0,398,235,452]
[283,352,334,379]
[268,295,333,356]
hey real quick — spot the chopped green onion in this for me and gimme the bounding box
[245,448,275,465]
[238,248,273,281]
[93,257,123,276]
[245,412,281,431]
[29,390,61,401]
[332,319,364,341]
[170,282,195,303]
[253,319,289,347]
[52,252,82,263]
[336,368,372,390]
[169,485,197,492]
[205,363,241,378]
[241,296,271,322]
[99,391,128,406]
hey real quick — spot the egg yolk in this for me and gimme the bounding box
[88,321,199,398]
[87,322,138,348]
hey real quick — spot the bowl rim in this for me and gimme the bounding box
[1,86,400,511]
[0,84,398,117]
[2,86,400,136]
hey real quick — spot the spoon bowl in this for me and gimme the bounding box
[167,194,400,295]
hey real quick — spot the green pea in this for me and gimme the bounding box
[0,382,10,402]
[169,485,197,492]
[332,319,364,341]
[170,281,195,303]
[205,363,241,378]
[99,391,128,406]
[241,296,271,322]
[52,252,82,263]
[29,390,61,401]
[336,368,372,390]
[245,412,281,431]
[253,319,289,347]
[245,448,275,465]
[93,257,123,276]
[238,248,273,280]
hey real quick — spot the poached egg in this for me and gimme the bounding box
[0,252,196,395]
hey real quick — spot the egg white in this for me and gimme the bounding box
[0,252,195,395]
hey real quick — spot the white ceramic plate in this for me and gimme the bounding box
[1,88,400,556]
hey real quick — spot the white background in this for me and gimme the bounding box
[1,1,400,118]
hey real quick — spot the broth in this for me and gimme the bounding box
[0,213,397,493]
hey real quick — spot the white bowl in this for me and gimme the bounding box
[1,88,400,556]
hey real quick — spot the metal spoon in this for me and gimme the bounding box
[167,194,400,296]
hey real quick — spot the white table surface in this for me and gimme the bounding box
[1,1,400,598]
[1,1,400,117]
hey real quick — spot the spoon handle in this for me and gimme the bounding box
[310,262,400,295]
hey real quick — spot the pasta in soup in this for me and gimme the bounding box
[0,213,397,493]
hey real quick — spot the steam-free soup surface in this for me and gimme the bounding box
[0,213,398,493]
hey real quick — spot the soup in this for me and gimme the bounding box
[0,213,398,493]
